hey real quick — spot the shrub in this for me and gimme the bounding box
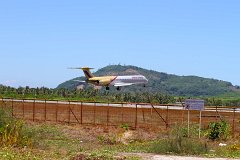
[0,109,32,147]
[120,123,130,131]
[97,135,117,145]
[88,149,114,160]
[170,123,199,138]
[230,144,240,151]
[207,120,230,140]
[150,138,208,155]
[149,124,208,155]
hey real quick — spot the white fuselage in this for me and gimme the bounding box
[110,75,148,86]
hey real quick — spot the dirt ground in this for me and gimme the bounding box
[118,153,236,160]
[58,124,238,160]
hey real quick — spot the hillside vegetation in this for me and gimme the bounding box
[57,65,240,97]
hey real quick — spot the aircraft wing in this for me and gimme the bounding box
[88,79,99,83]
[113,83,134,87]
[73,80,86,83]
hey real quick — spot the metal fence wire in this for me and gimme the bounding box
[1,98,240,134]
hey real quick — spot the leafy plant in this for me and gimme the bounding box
[0,109,32,147]
[120,123,130,131]
[170,123,200,138]
[148,124,208,155]
[97,135,117,145]
[149,137,208,155]
[87,149,115,160]
[207,120,230,140]
[230,144,240,151]
[125,156,142,160]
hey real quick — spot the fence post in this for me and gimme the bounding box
[199,110,202,139]
[44,99,47,122]
[80,102,83,124]
[215,105,218,121]
[187,109,190,137]
[151,107,153,118]
[1,97,3,109]
[68,101,71,124]
[107,102,109,126]
[182,105,185,125]
[33,99,35,122]
[121,103,124,124]
[11,98,14,117]
[135,104,138,129]
[56,100,58,122]
[142,105,145,122]
[232,108,236,137]
[166,105,169,129]
[22,99,25,118]
[179,98,185,125]
[94,102,96,125]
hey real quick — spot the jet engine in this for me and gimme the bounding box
[98,79,111,86]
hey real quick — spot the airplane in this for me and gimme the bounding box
[70,67,148,90]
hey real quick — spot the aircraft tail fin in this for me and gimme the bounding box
[69,67,95,79]
[81,67,95,79]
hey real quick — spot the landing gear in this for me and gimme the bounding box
[116,86,121,91]
[106,86,110,90]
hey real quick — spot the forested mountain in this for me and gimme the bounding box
[57,65,240,97]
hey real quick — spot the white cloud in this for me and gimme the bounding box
[1,80,18,87]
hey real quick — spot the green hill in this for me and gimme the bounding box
[57,65,240,97]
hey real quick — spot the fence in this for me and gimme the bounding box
[0,98,240,134]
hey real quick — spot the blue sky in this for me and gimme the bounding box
[0,1,240,88]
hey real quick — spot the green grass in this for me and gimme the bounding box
[106,131,209,156]
[149,138,208,155]
[0,124,87,159]
[0,106,239,159]
[0,125,240,160]
[125,156,142,160]
[87,149,115,160]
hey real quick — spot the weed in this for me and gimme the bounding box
[125,155,142,160]
[230,144,240,151]
[97,135,117,145]
[0,109,32,148]
[97,135,105,143]
[148,124,209,155]
[207,120,230,140]
[88,149,115,160]
[149,137,208,155]
[120,123,130,131]
[170,123,199,138]
[212,146,240,158]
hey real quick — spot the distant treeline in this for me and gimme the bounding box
[0,85,174,104]
[57,64,240,97]
[0,85,240,107]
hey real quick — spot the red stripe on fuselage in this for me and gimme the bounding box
[110,76,118,84]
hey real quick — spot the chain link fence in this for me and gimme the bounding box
[0,98,239,134]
